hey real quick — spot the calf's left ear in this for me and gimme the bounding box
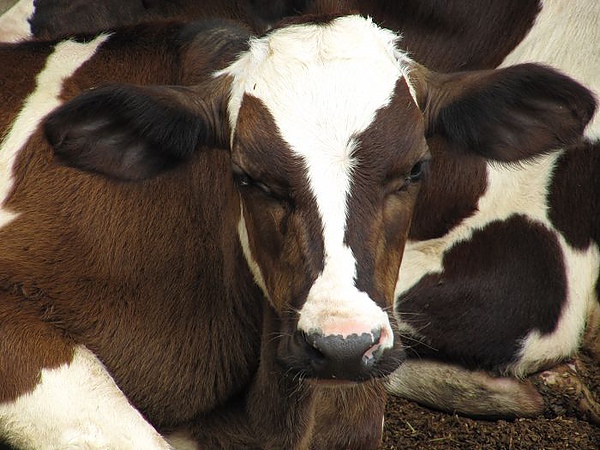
[411,63,597,161]
[44,81,230,181]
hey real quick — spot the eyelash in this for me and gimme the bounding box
[408,160,427,183]
[233,169,292,205]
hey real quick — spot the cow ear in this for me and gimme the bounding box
[44,80,230,181]
[414,64,596,161]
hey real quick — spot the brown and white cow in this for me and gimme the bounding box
[387,0,600,420]
[0,12,594,449]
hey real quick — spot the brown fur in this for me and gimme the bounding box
[29,0,543,73]
[304,0,541,71]
[233,94,324,314]
[29,0,284,38]
[347,80,427,307]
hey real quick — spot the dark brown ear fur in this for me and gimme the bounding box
[44,79,230,181]
[411,63,597,161]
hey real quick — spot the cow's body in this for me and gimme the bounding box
[396,147,600,374]
[390,139,600,418]
[0,24,262,448]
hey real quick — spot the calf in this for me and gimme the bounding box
[5,0,600,423]
[0,13,594,449]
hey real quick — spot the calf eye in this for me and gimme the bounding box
[231,164,282,200]
[232,164,252,186]
[387,159,430,195]
[235,172,252,187]
[407,160,428,183]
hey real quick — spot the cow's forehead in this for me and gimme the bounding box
[221,15,416,149]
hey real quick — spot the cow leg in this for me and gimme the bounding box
[532,358,600,425]
[387,359,544,419]
[309,380,387,450]
[0,297,170,449]
[244,306,317,450]
[0,345,172,449]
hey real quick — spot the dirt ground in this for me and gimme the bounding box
[381,352,600,449]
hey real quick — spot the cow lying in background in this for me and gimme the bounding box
[0,12,594,449]
[388,0,600,421]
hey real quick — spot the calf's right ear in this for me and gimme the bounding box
[410,63,597,161]
[44,80,230,181]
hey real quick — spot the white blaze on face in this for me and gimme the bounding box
[0,34,108,230]
[222,16,416,345]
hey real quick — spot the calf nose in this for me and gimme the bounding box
[299,328,386,381]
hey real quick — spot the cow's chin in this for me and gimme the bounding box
[276,331,406,384]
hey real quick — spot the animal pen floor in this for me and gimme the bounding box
[380,352,600,449]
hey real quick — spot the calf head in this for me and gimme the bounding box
[220,16,425,382]
[43,15,595,384]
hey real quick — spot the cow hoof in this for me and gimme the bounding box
[531,359,600,425]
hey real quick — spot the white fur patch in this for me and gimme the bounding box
[501,0,600,138]
[237,202,268,295]
[395,153,600,375]
[0,346,171,449]
[0,0,34,43]
[165,430,200,450]
[514,240,600,376]
[221,16,415,342]
[0,34,108,230]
